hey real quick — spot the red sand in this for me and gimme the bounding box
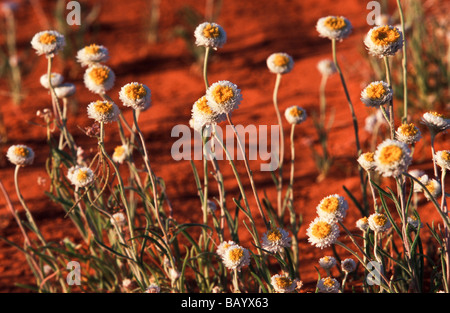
[0,0,447,292]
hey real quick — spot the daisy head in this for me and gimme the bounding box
[422,178,442,201]
[407,216,422,230]
[191,95,226,133]
[306,217,339,249]
[341,258,356,273]
[31,30,65,58]
[6,144,35,167]
[317,59,337,77]
[40,73,64,89]
[284,106,307,125]
[145,284,161,293]
[216,240,237,258]
[357,152,377,172]
[364,25,403,58]
[360,81,393,107]
[83,64,115,95]
[76,44,109,67]
[368,213,392,233]
[413,174,429,193]
[316,194,348,222]
[221,244,251,271]
[119,82,151,111]
[271,274,297,293]
[205,80,242,115]
[111,212,126,228]
[54,83,76,99]
[67,165,94,188]
[266,52,294,75]
[395,123,422,145]
[112,144,129,164]
[435,150,450,171]
[318,256,337,270]
[261,227,291,253]
[87,100,120,124]
[374,139,412,177]
[316,16,353,41]
[421,111,450,136]
[356,216,369,232]
[194,22,227,50]
[317,277,340,293]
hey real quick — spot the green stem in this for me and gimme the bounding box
[203,47,210,90]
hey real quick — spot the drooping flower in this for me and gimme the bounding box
[316,16,353,41]
[364,25,403,58]
[360,81,393,107]
[271,274,297,293]
[87,100,120,124]
[317,277,340,293]
[374,139,412,177]
[221,244,251,271]
[191,95,226,132]
[266,52,294,75]
[395,123,422,145]
[112,144,129,164]
[40,73,64,89]
[119,82,152,111]
[318,256,337,270]
[194,22,227,50]
[54,83,76,99]
[83,64,115,94]
[368,213,392,233]
[261,227,291,253]
[317,59,337,77]
[67,165,94,188]
[306,217,339,249]
[284,106,307,125]
[422,178,442,201]
[31,30,65,58]
[356,217,369,232]
[357,152,377,172]
[76,44,109,67]
[435,150,450,171]
[421,111,450,136]
[341,258,356,273]
[205,80,242,115]
[6,144,35,166]
[316,194,348,222]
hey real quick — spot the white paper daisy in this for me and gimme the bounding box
[87,100,120,124]
[216,240,237,258]
[435,150,450,171]
[266,52,294,75]
[194,22,227,50]
[84,64,115,95]
[395,123,422,145]
[191,95,226,132]
[76,44,109,67]
[284,106,307,125]
[317,277,340,293]
[374,139,412,177]
[221,244,251,271]
[261,227,291,253]
[112,144,129,164]
[316,16,353,41]
[119,82,151,111]
[40,73,64,89]
[341,258,356,273]
[422,178,441,201]
[357,152,377,172]
[205,80,242,115]
[67,165,94,188]
[356,217,369,232]
[364,25,403,58]
[6,144,35,166]
[421,111,450,135]
[31,30,65,58]
[317,59,337,76]
[306,217,339,249]
[316,194,348,222]
[271,274,297,293]
[318,256,337,270]
[368,213,392,233]
[360,81,393,107]
[54,83,76,99]
[111,212,126,228]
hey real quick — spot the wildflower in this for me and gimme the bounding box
[306,217,339,249]
[407,216,422,230]
[266,52,294,75]
[368,213,392,233]
[54,83,76,99]
[341,258,356,273]
[76,44,109,67]
[271,274,297,293]
[375,14,393,26]
[316,194,348,222]
[221,244,251,271]
[206,199,217,213]
[122,278,137,291]
[284,106,307,125]
[317,277,340,293]
[374,139,412,177]
[360,81,393,107]
[205,80,242,115]
[87,100,120,124]
[261,227,291,253]
[364,25,403,58]
[317,59,337,77]
[318,256,337,270]
[194,22,227,50]
[421,111,450,136]
[435,150,450,171]
[191,95,226,132]
[395,123,422,145]
[111,212,126,227]
[357,152,377,172]
[169,268,181,282]
[83,64,115,94]
[112,145,129,164]
[364,109,388,133]
[413,174,430,193]
[422,178,442,201]
[356,217,369,232]
[67,166,94,188]
[40,73,64,89]
[216,240,236,258]
[31,30,65,58]
[6,144,35,166]
[316,16,353,41]
[145,283,160,293]
[119,82,152,111]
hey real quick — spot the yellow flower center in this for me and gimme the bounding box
[425,182,435,195]
[77,170,88,182]
[89,66,110,85]
[14,147,29,157]
[320,197,339,214]
[323,256,330,262]
[323,16,347,30]
[273,54,290,67]
[311,221,332,239]
[373,214,387,226]
[228,247,243,262]
[275,277,292,289]
[378,145,403,165]
[289,107,303,117]
[399,123,418,137]
[195,96,213,114]
[39,33,57,44]
[114,146,126,157]
[363,152,375,162]
[366,83,386,99]
[203,23,220,38]
[84,44,100,54]
[125,84,147,100]
[323,277,335,288]
[430,111,444,118]
[267,229,282,242]
[359,217,368,224]
[212,85,234,104]
[93,101,113,114]
[371,26,400,46]
[442,151,450,161]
